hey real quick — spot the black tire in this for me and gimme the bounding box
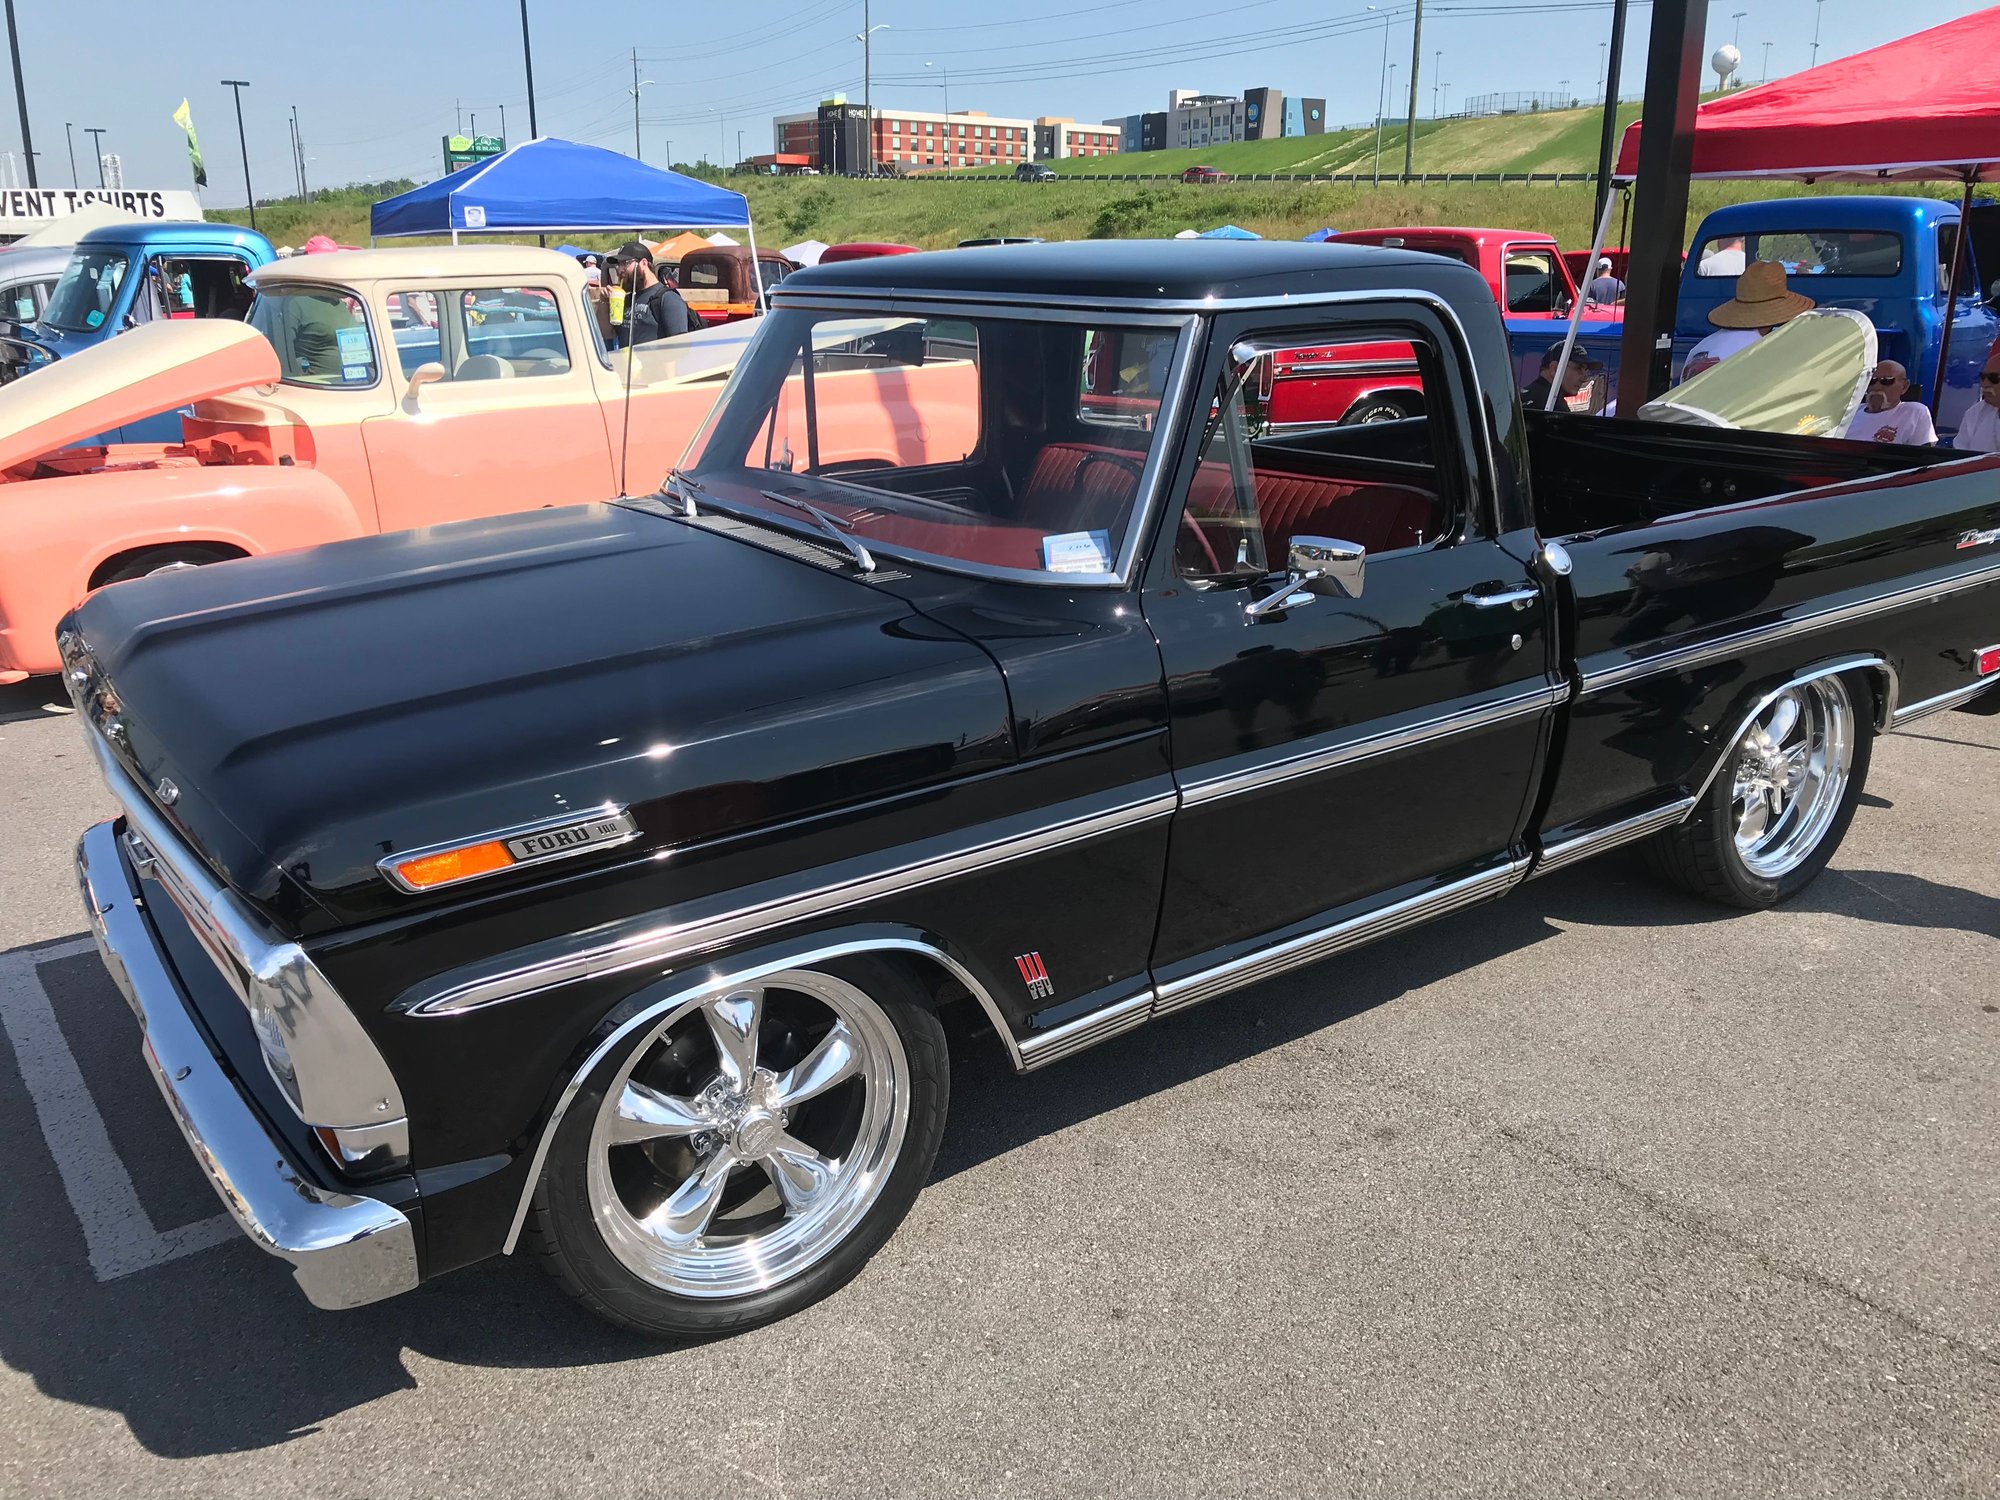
[1643,671,1875,909]
[1340,394,1415,425]
[529,956,949,1339]
[98,545,236,587]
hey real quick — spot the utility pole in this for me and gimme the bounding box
[1402,0,1423,181]
[737,128,744,166]
[1433,50,1443,118]
[221,79,255,230]
[3,0,35,187]
[455,99,463,134]
[629,49,651,159]
[288,113,301,197]
[1810,0,1824,65]
[1761,40,1772,82]
[85,126,106,186]
[498,102,507,141]
[293,104,308,200]
[1371,5,1391,186]
[519,0,539,136]
[1593,0,1631,229]
[64,121,77,186]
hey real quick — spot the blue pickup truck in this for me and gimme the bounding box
[1675,196,2000,435]
[20,219,277,441]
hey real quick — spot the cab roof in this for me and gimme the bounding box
[249,244,586,287]
[777,238,1478,308]
[75,221,269,250]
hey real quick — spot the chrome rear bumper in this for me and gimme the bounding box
[74,819,418,1311]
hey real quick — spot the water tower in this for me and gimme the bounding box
[1711,44,1741,91]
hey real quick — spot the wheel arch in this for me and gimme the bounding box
[87,538,253,591]
[498,924,1021,1257]
[1684,652,1894,812]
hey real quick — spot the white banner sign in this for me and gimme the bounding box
[0,189,205,237]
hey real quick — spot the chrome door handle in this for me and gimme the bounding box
[1466,585,1541,610]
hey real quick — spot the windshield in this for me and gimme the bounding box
[680,308,1185,581]
[42,248,130,332]
[249,283,379,386]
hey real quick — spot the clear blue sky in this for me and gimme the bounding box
[3,0,1988,199]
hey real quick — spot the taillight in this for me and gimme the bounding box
[1976,644,2000,676]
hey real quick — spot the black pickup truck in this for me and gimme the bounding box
[64,242,2000,1337]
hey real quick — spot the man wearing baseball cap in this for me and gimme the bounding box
[607,240,695,347]
[1681,260,1816,379]
[1523,340,1602,412]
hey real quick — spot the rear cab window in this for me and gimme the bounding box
[1694,229,1905,278]
[386,284,572,380]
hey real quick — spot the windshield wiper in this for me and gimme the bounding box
[663,468,705,516]
[759,488,876,573]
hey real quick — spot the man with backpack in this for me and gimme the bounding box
[607,240,695,346]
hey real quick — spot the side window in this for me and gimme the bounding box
[248,283,379,386]
[1079,328,1171,431]
[158,256,255,321]
[391,285,572,380]
[1176,327,1456,585]
[1503,251,1562,314]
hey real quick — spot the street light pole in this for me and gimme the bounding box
[1593,0,1631,227]
[519,0,539,137]
[64,121,76,187]
[1370,6,1391,186]
[1433,50,1443,118]
[292,104,307,200]
[1731,10,1746,50]
[3,0,35,186]
[85,126,106,187]
[926,61,949,122]
[220,79,254,231]
[1810,0,1824,65]
[629,50,654,160]
[1761,40,1772,81]
[499,103,507,141]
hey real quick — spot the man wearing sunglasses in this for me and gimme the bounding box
[1951,349,2000,453]
[1850,360,1936,446]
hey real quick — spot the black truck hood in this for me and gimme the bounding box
[68,504,1013,929]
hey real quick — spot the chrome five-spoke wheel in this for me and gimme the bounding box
[535,959,946,1335]
[1728,676,1854,879]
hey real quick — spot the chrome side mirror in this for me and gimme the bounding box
[1244,535,1366,620]
[404,362,446,404]
[1290,535,1365,599]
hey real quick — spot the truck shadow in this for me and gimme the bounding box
[0,677,70,727]
[0,851,1989,1456]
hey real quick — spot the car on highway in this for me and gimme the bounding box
[1014,163,1058,182]
[63,240,2000,1339]
[956,235,1046,248]
[1180,165,1228,184]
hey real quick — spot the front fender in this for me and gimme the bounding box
[0,464,365,677]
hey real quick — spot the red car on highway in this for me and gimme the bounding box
[1180,166,1229,184]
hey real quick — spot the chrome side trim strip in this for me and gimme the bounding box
[406,790,1179,1016]
[1890,675,1997,727]
[501,935,1014,1255]
[1579,560,2000,696]
[1181,684,1563,807]
[1016,990,1155,1071]
[1531,797,1696,879]
[1153,859,1528,1016]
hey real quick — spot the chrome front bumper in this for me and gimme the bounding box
[74,820,419,1311]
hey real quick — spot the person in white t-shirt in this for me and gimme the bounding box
[1952,350,2000,452]
[1849,361,1937,445]
[1679,260,1816,379]
[1697,234,1747,279]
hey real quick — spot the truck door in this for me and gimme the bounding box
[1141,300,1563,1001]
[361,280,617,532]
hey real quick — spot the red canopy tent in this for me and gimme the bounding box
[1584,6,2000,414]
[1613,7,2000,182]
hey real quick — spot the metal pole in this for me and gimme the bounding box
[85,127,105,186]
[1760,41,1772,83]
[288,114,300,198]
[1615,0,1706,416]
[863,0,873,175]
[1547,186,1622,409]
[64,121,76,187]
[3,0,35,187]
[455,99,463,135]
[1402,0,1422,181]
[632,49,641,157]
[1372,12,1390,186]
[294,105,308,200]
[519,0,539,136]
[1930,178,1976,419]
[499,103,507,141]
[1433,51,1442,118]
[221,80,255,231]
[1810,0,1824,65]
[1594,0,1631,227]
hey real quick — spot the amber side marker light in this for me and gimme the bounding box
[391,841,515,890]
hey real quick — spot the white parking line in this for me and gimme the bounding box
[0,938,235,1281]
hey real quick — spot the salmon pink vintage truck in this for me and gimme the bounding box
[0,245,888,682]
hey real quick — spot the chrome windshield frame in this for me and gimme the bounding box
[680,297,1204,590]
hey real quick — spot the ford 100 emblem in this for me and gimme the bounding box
[505,812,637,861]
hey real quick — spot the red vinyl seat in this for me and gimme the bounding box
[1018,441,1148,536]
[1187,460,1438,558]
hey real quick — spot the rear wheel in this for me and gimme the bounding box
[530,959,948,1338]
[1341,394,1417,425]
[1644,673,1873,908]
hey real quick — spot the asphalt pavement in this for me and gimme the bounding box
[0,673,1995,1500]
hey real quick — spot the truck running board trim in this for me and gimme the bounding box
[1889,676,1996,727]
[1153,860,1529,1017]
[1530,798,1697,878]
[1017,991,1155,1071]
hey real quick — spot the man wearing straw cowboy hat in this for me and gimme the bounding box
[1682,261,1817,380]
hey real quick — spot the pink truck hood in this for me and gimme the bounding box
[0,321,278,471]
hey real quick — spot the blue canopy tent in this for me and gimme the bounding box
[1300,227,1337,243]
[1199,224,1261,240]
[370,138,766,302]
